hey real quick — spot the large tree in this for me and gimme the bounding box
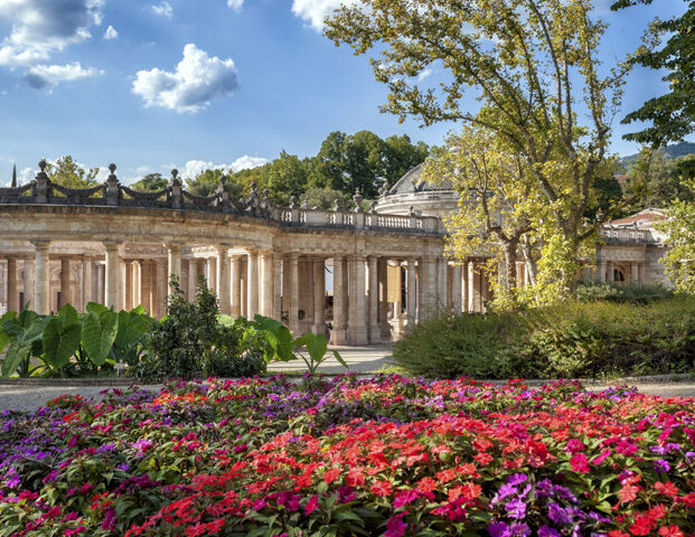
[611,0,695,146]
[325,0,627,296]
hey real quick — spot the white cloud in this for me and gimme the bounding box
[179,156,268,179]
[291,0,356,31]
[152,1,173,18]
[24,62,102,89]
[0,0,104,67]
[417,68,433,81]
[132,43,240,113]
[103,25,118,40]
[0,0,104,87]
[227,0,244,10]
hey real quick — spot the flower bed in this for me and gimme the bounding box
[0,375,693,537]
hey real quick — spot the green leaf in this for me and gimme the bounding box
[332,349,349,369]
[1,342,31,376]
[42,318,81,370]
[81,311,118,366]
[58,303,78,325]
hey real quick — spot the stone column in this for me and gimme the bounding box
[598,260,607,283]
[216,246,231,314]
[141,261,153,314]
[123,261,133,310]
[288,253,299,334]
[461,261,468,312]
[273,256,283,321]
[155,260,167,317]
[467,261,477,313]
[368,256,380,343]
[331,255,348,345]
[230,255,242,317]
[451,264,463,313]
[378,258,390,340]
[59,257,71,309]
[406,257,417,322]
[23,257,35,310]
[206,257,217,291]
[188,258,198,301]
[82,257,93,310]
[104,242,120,310]
[348,255,368,345]
[134,260,143,307]
[312,257,326,335]
[418,257,436,321]
[437,257,448,310]
[247,250,259,319]
[7,257,18,312]
[94,263,103,306]
[606,261,614,283]
[167,244,182,296]
[119,261,128,310]
[32,242,51,315]
[631,263,639,283]
[260,252,274,317]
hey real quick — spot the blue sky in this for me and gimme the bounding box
[0,0,689,185]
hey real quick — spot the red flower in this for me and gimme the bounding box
[569,453,590,474]
[654,481,679,498]
[371,480,392,497]
[658,525,684,537]
[323,468,340,485]
[305,495,319,515]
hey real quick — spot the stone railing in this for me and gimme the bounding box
[599,226,660,244]
[0,161,443,235]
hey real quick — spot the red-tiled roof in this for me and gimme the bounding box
[608,209,667,227]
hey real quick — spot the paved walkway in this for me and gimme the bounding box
[0,346,693,412]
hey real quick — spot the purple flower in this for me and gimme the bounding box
[548,503,573,525]
[505,498,527,520]
[489,521,510,537]
[116,463,130,472]
[539,526,561,537]
[337,485,357,504]
[507,474,528,486]
[653,459,670,473]
[509,522,531,537]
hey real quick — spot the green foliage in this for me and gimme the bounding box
[576,281,674,304]
[130,173,168,191]
[325,0,628,297]
[293,332,348,375]
[0,303,153,378]
[393,298,695,378]
[612,0,695,145]
[143,277,266,380]
[45,156,99,188]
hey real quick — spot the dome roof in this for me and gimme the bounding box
[388,164,454,195]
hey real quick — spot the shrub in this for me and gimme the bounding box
[393,297,695,378]
[142,277,266,380]
[576,281,674,304]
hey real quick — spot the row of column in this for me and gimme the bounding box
[594,260,648,284]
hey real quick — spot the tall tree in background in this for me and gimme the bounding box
[46,156,99,188]
[611,0,695,147]
[326,0,627,298]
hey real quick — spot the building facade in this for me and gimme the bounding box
[0,162,670,346]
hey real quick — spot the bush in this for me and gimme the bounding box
[393,297,695,378]
[141,277,266,380]
[576,281,674,304]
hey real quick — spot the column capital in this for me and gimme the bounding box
[31,240,51,250]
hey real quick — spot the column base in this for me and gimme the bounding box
[369,326,382,344]
[330,327,348,345]
[312,322,326,336]
[348,326,369,345]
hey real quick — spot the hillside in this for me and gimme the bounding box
[621,141,695,168]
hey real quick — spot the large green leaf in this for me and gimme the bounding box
[115,311,149,349]
[294,333,328,365]
[81,312,118,366]
[58,304,78,325]
[42,317,81,371]
[0,311,16,354]
[86,302,109,318]
[1,342,31,376]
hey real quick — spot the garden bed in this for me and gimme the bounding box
[0,375,693,536]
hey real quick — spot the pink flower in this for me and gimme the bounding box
[569,453,590,473]
[305,495,319,515]
[385,515,407,537]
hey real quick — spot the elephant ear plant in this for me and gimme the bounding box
[0,303,154,378]
[293,332,348,376]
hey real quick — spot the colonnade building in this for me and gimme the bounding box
[0,162,669,345]
[0,161,495,345]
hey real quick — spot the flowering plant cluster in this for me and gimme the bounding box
[0,375,692,536]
